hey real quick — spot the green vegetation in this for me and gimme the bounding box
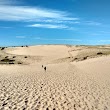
[72,47,110,62]
[1,58,15,64]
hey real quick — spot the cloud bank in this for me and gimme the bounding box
[28,24,68,29]
[0,5,79,22]
[0,0,102,30]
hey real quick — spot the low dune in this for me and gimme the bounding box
[0,45,110,110]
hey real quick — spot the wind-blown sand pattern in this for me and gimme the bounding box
[0,45,110,110]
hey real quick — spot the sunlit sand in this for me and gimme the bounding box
[0,45,110,110]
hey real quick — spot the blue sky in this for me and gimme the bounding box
[0,0,110,46]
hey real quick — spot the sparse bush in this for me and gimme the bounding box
[1,47,5,50]
[9,62,14,64]
[83,56,88,60]
[13,56,16,58]
[18,62,22,64]
[74,58,78,60]
[97,52,103,55]
[5,56,8,58]
[26,45,28,47]
[24,56,27,58]
[1,58,15,63]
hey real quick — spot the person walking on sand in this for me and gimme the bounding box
[42,65,43,68]
[44,67,46,72]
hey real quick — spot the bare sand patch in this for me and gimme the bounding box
[0,45,110,110]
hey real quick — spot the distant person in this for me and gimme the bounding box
[44,67,46,72]
[42,65,43,68]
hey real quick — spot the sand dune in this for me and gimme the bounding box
[0,45,110,110]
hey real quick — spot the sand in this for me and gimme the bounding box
[0,45,110,110]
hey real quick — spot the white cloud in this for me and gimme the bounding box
[98,40,110,42]
[0,26,12,28]
[16,36,26,38]
[0,0,102,31]
[28,24,68,29]
[85,21,101,26]
[34,37,41,39]
[52,38,81,41]
[0,0,79,30]
[91,33,101,36]
[34,37,81,42]
[0,0,15,5]
[16,36,81,42]
[100,31,110,34]
[0,5,79,22]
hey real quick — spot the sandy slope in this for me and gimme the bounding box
[0,45,110,110]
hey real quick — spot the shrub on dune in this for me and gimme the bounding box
[97,52,103,55]
[1,58,15,63]
[24,56,28,58]
[9,62,14,64]
[83,56,88,60]
[1,47,5,50]
[5,56,8,58]
[13,56,16,58]
[18,61,22,64]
